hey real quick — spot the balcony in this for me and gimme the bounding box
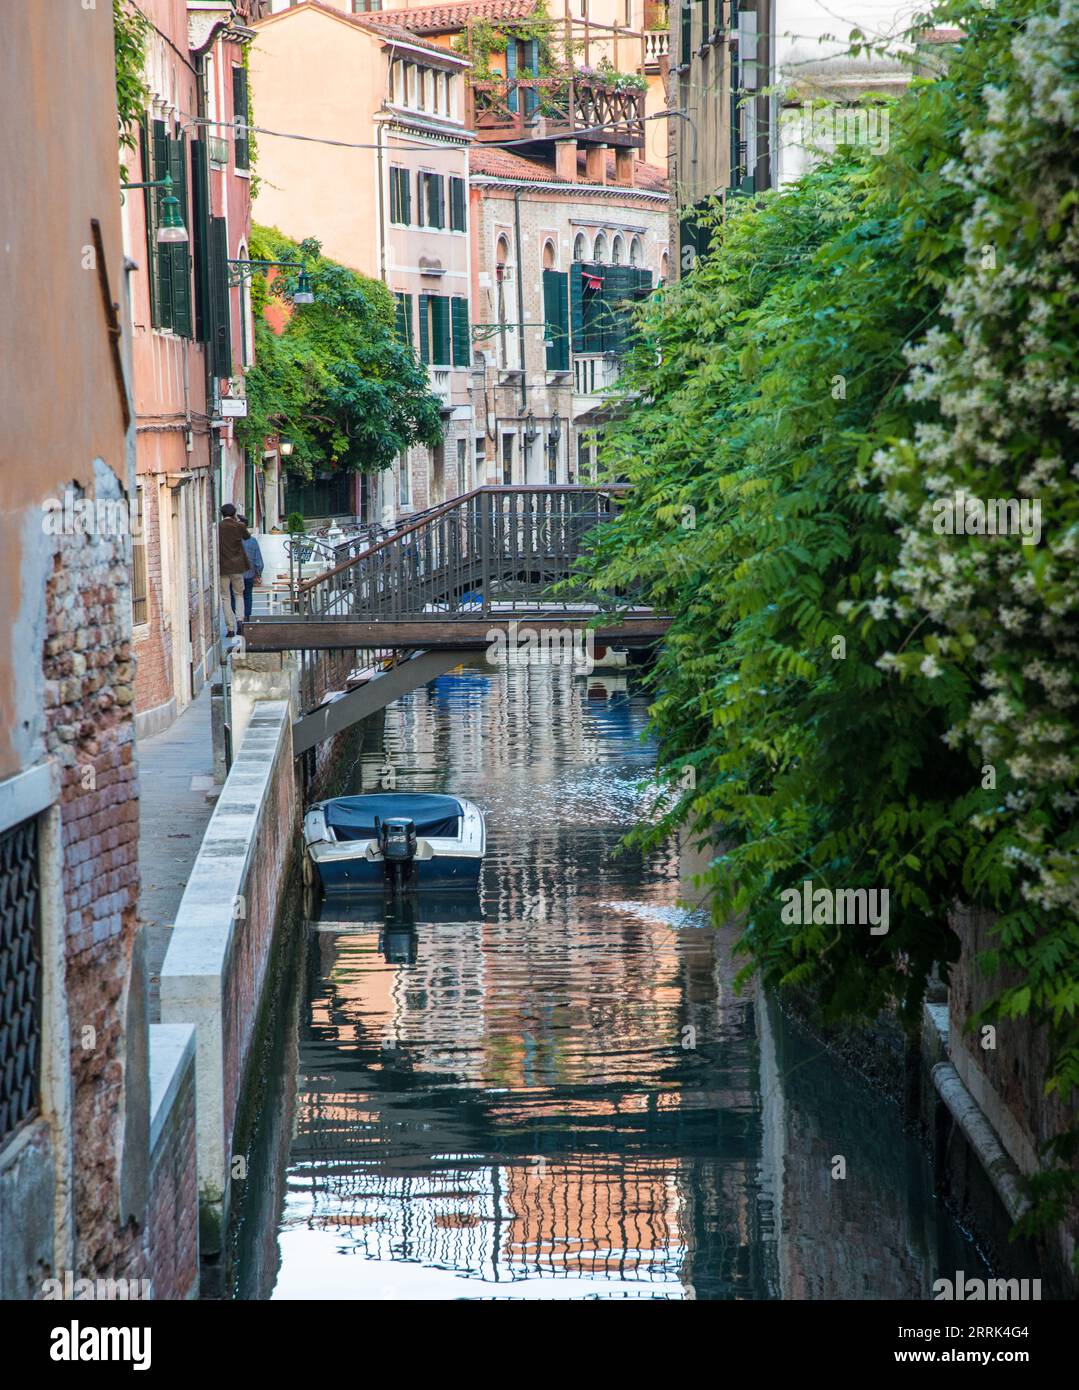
[468,74,645,150]
[643,29,670,69]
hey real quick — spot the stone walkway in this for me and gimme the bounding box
[136,684,219,1021]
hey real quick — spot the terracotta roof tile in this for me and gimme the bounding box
[363,0,537,35]
[470,143,667,193]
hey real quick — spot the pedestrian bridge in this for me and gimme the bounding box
[240,485,667,754]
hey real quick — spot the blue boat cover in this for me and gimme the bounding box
[323,793,463,842]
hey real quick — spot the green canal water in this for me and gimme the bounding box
[231,662,992,1300]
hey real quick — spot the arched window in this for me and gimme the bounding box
[496,236,511,368]
[611,235,624,266]
[660,250,669,284]
[592,231,608,263]
[573,232,586,262]
[630,236,643,267]
[542,238,556,270]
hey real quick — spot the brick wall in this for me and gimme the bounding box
[146,1040,197,1300]
[43,516,143,1282]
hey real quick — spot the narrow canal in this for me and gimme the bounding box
[232,662,989,1300]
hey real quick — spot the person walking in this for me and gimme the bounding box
[218,503,250,641]
[237,515,264,622]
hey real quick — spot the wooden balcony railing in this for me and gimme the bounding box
[468,76,645,149]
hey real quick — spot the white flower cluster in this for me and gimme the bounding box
[869,0,1079,914]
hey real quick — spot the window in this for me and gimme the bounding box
[660,250,669,284]
[457,437,468,494]
[577,433,595,481]
[145,119,193,337]
[630,235,643,267]
[394,291,414,348]
[0,815,42,1147]
[543,268,569,371]
[611,235,624,266]
[418,293,452,365]
[389,166,411,224]
[449,176,466,232]
[501,433,515,484]
[131,485,148,626]
[418,172,445,228]
[399,454,411,506]
[680,0,692,65]
[542,239,556,270]
[496,235,511,368]
[592,231,608,263]
[573,232,587,261]
[352,0,383,10]
[571,263,653,354]
[232,66,249,170]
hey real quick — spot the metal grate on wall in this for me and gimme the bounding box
[0,816,42,1146]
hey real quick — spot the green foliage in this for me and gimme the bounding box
[113,0,149,164]
[285,512,306,535]
[238,226,443,479]
[579,0,1079,1244]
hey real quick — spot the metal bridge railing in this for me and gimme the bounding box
[290,485,630,623]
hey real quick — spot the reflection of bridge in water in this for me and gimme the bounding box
[240,486,669,755]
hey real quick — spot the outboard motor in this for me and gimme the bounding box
[379,816,417,894]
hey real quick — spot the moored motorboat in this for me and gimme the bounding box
[303,792,485,896]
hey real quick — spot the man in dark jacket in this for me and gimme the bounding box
[218,503,250,638]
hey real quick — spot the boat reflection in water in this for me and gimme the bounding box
[233,663,992,1301]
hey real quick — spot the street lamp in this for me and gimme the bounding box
[279,438,294,457]
[122,172,189,244]
[228,258,315,307]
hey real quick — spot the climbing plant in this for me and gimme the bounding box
[237,227,443,478]
[577,0,1079,1248]
[113,0,149,167]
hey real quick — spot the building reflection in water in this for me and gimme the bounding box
[234,664,987,1300]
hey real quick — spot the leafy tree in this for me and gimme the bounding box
[579,0,1079,1247]
[238,227,442,480]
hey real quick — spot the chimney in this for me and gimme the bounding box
[554,140,577,182]
[585,143,607,185]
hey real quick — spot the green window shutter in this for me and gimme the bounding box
[209,216,232,378]
[168,134,193,338]
[233,66,249,169]
[701,0,710,38]
[450,176,466,232]
[506,39,518,113]
[523,38,540,116]
[680,0,693,65]
[451,297,470,366]
[570,263,585,352]
[190,138,211,342]
[543,270,569,370]
[432,295,451,364]
[418,293,431,363]
[395,291,414,347]
[389,168,400,223]
[153,120,173,330]
[140,119,159,328]
[601,264,635,354]
[429,174,444,229]
[402,169,411,224]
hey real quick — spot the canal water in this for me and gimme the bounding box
[232,662,989,1300]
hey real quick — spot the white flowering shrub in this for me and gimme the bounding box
[871,0,1079,1113]
[583,0,1079,1250]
